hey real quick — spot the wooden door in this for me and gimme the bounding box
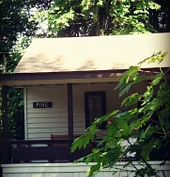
[85,91,106,129]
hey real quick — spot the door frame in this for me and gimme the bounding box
[84,91,106,128]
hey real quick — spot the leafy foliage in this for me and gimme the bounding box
[71,52,170,177]
[0,0,47,139]
[34,0,170,37]
[0,0,40,65]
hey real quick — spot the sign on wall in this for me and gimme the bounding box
[33,102,52,108]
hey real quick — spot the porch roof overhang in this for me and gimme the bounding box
[0,69,125,86]
[0,67,167,87]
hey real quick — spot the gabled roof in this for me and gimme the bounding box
[15,33,170,73]
[0,33,170,86]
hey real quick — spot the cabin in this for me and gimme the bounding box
[0,33,170,177]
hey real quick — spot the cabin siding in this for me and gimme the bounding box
[25,82,146,140]
[2,162,170,177]
[72,82,146,134]
[26,86,67,140]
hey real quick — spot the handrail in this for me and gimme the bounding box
[0,139,73,145]
[0,140,91,164]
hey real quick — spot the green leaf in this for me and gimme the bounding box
[87,163,101,177]
[118,82,133,97]
[142,85,154,105]
[93,110,119,125]
[138,51,168,65]
[116,66,140,91]
[148,1,161,10]
[121,93,141,107]
[71,136,86,152]
[152,73,163,85]
[108,123,118,136]
[106,146,121,166]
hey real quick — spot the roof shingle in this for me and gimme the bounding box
[15,33,170,73]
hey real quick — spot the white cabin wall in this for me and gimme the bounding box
[72,82,147,134]
[26,85,67,140]
[25,82,147,140]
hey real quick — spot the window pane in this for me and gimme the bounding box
[88,95,102,125]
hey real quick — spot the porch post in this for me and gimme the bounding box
[1,85,8,141]
[1,85,9,164]
[67,83,73,140]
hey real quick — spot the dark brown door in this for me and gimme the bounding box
[85,91,106,129]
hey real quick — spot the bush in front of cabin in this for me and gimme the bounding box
[72,51,170,177]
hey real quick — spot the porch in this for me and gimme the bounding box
[0,82,168,165]
[0,80,168,165]
[0,81,128,164]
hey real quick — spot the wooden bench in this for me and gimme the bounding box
[50,134,92,161]
[51,134,82,140]
[50,134,82,147]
